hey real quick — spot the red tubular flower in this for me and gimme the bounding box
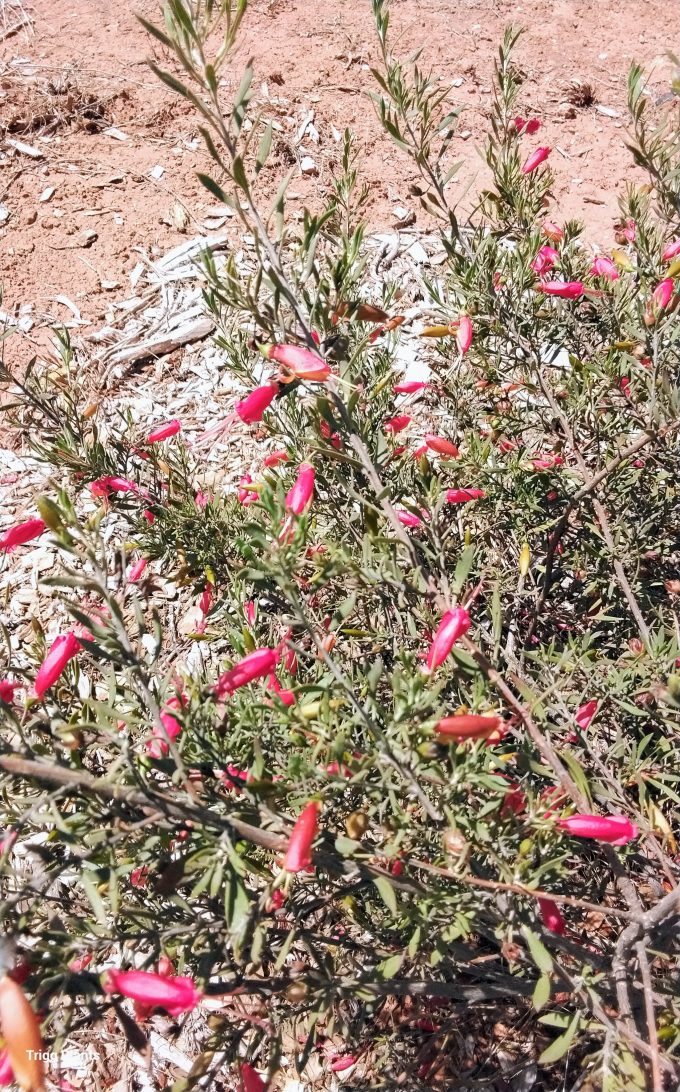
[424,434,459,457]
[103,969,202,1016]
[538,897,566,935]
[267,673,295,706]
[0,681,19,704]
[393,381,429,394]
[220,764,250,793]
[590,255,619,281]
[214,648,279,698]
[147,419,181,443]
[264,343,331,383]
[384,414,412,434]
[514,116,540,135]
[531,245,559,275]
[522,146,551,173]
[558,814,638,845]
[456,314,473,354]
[575,699,598,730]
[127,557,148,583]
[284,801,320,872]
[244,600,256,627]
[652,277,674,311]
[426,607,471,672]
[263,449,289,468]
[285,463,315,515]
[445,488,485,504]
[538,280,584,299]
[240,1063,267,1092]
[34,633,81,699]
[662,238,680,262]
[435,713,505,743]
[0,518,46,553]
[236,384,278,424]
[0,975,45,1092]
[199,583,214,616]
[130,866,149,888]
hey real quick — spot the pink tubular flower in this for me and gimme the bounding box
[91,476,149,500]
[34,633,81,698]
[236,384,278,424]
[0,1049,12,1086]
[426,607,471,672]
[538,897,566,935]
[652,277,674,311]
[514,116,540,135]
[424,434,459,457]
[662,238,680,262]
[575,699,598,731]
[445,488,485,504]
[542,221,564,242]
[238,475,259,506]
[103,969,202,1017]
[0,681,19,704]
[531,453,564,471]
[590,255,619,282]
[265,343,331,383]
[331,1055,357,1073]
[284,801,320,872]
[456,314,473,354]
[147,419,181,443]
[531,246,559,275]
[393,381,429,394]
[396,509,423,528]
[622,218,636,243]
[214,648,279,698]
[538,279,584,299]
[244,600,256,627]
[558,814,638,846]
[127,557,148,583]
[285,463,315,515]
[384,414,412,434]
[435,713,505,743]
[263,449,289,468]
[522,146,551,174]
[0,518,46,553]
[240,1063,267,1092]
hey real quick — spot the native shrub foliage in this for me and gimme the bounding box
[1,4,680,1090]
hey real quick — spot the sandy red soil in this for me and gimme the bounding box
[0,0,678,331]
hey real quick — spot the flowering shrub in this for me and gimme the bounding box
[1,4,680,1090]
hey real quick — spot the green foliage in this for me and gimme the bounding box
[1,6,680,1091]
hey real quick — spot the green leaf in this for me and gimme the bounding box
[224,871,250,934]
[80,872,108,928]
[452,544,476,594]
[532,972,551,1011]
[378,951,404,979]
[373,875,398,915]
[522,926,553,974]
[256,121,273,175]
[538,1012,580,1064]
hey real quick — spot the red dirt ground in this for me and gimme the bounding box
[1,0,679,334]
